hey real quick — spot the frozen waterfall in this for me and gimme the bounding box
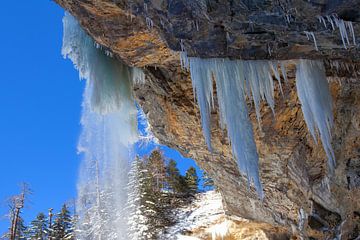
[184,56,335,197]
[62,13,138,239]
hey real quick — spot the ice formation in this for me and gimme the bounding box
[295,60,335,171]
[62,13,136,115]
[186,58,292,197]
[62,12,138,239]
[184,55,335,196]
[318,14,357,49]
[131,67,145,84]
[304,31,319,51]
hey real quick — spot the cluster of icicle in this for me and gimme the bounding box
[62,12,143,240]
[181,53,335,198]
[318,14,356,49]
[304,31,319,51]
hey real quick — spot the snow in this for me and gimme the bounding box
[295,59,335,171]
[161,191,226,239]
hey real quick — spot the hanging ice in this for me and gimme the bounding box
[304,31,319,51]
[295,59,335,171]
[62,12,138,240]
[185,56,335,197]
[189,58,214,151]
[62,13,139,115]
[318,14,357,49]
[187,58,287,197]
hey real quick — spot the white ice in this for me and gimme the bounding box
[295,59,335,171]
[62,12,138,240]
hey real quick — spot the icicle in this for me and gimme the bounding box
[210,59,263,197]
[317,16,327,28]
[280,62,288,84]
[131,67,145,84]
[180,39,190,70]
[318,14,357,48]
[332,15,350,49]
[270,61,284,96]
[146,17,153,29]
[304,31,319,51]
[184,56,336,195]
[244,60,276,127]
[295,60,335,171]
[345,21,356,45]
[186,57,290,197]
[326,15,335,30]
[189,58,215,151]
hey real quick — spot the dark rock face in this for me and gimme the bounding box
[56,0,360,65]
[55,0,360,238]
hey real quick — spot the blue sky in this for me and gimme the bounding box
[0,0,203,234]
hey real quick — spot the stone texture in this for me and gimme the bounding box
[55,0,360,238]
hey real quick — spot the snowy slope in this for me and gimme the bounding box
[160,191,229,240]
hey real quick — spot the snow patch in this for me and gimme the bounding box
[161,191,225,239]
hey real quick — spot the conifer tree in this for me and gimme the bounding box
[184,167,199,195]
[27,212,48,240]
[146,150,166,192]
[202,171,215,190]
[166,159,187,195]
[51,204,74,240]
[126,156,157,240]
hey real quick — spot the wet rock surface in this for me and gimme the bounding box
[55,0,360,238]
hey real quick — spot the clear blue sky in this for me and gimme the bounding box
[0,0,203,234]
[0,0,84,233]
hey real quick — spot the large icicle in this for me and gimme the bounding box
[186,56,336,196]
[187,58,285,197]
[319,14,357,49]
[189,58,215,150]
[295,60,335,171]
[62,12,138,240]
[62,13,136,115]
[211,59,263,197]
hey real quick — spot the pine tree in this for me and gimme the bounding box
[166,159,187,195]
[51,205,74,240]
[126,156,157,240]
[27,212,48,240]
[202,171,214,190]
[184,167,199,195]
[146,150,166,192]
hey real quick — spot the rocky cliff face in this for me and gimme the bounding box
[55,0,360,239]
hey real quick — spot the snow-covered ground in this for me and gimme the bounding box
[160,190,229,240]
